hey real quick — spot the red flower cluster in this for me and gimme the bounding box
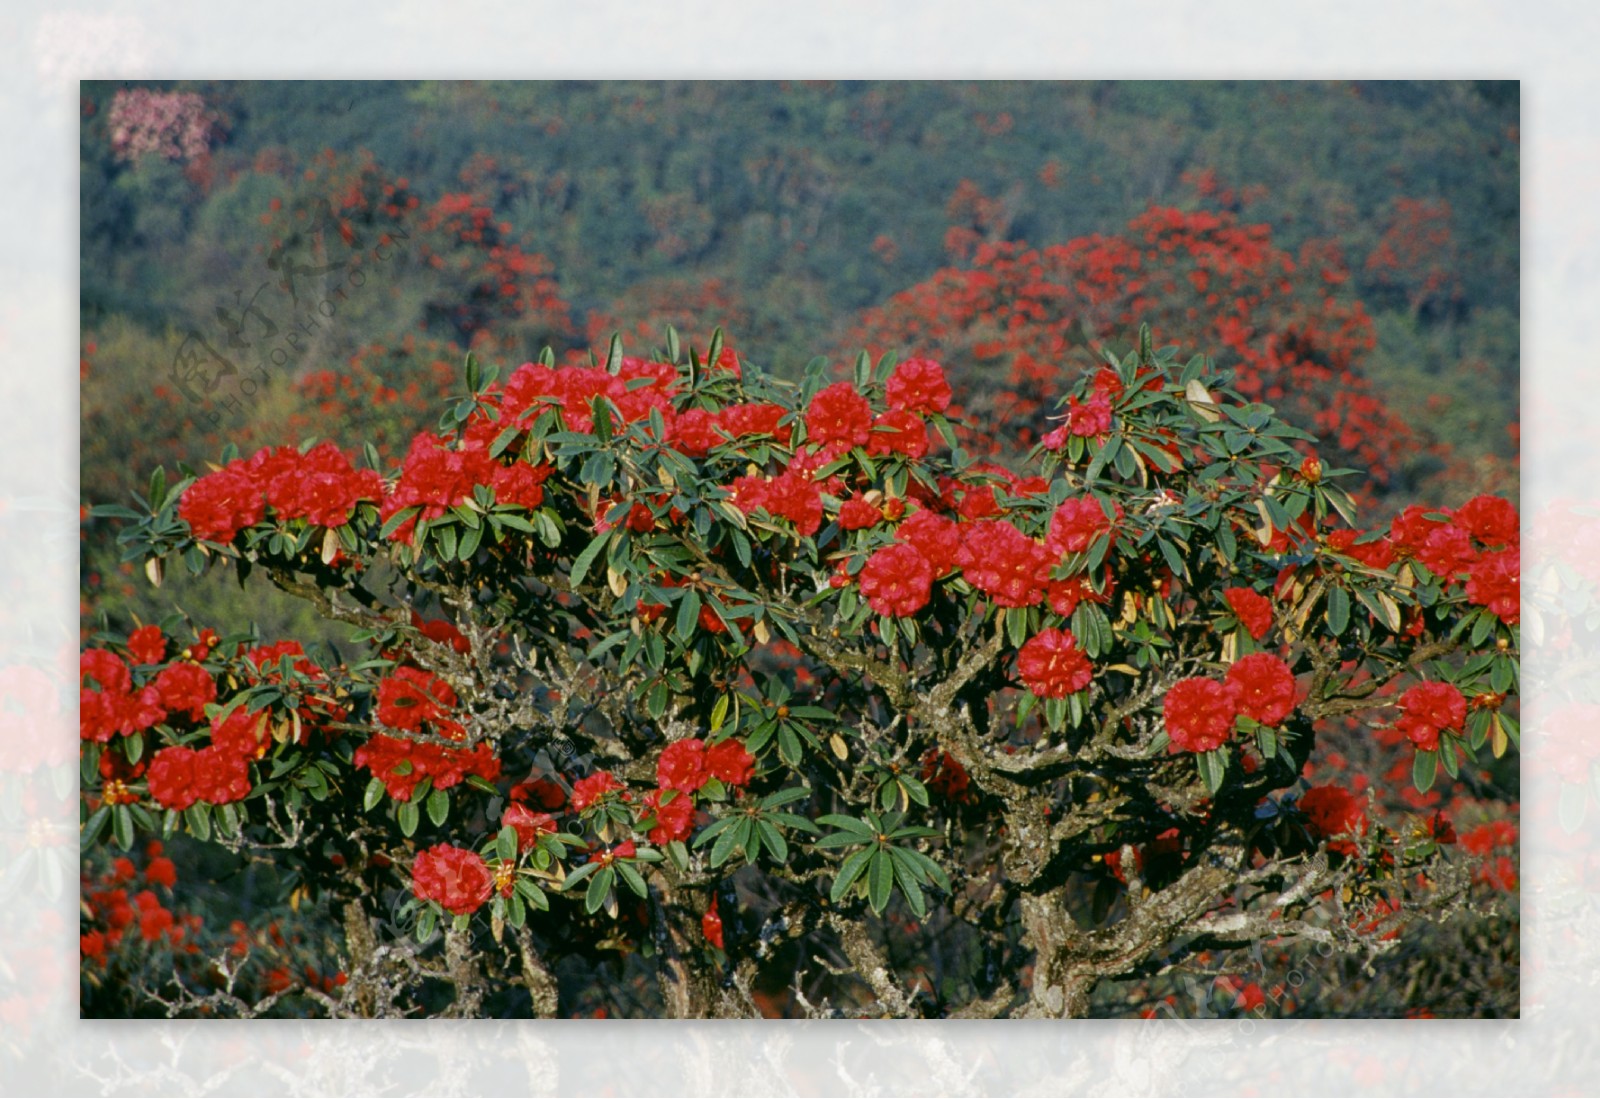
[1465,547,1519,625]
[502,801,558,851]
[1396,681,1466,751]
[728,468,823,536]
[412,844,494,915]
[921,750,974,804]
[127,625,166,665]
[353,734,501,801]
[80,649,166,743]
[1223,586,1274,641]
[885,358,952,415]
[644,789,696,844]
[180,443,382,543]
[499,360,675,433]
[958,520,1052,608]
[701,895,725,949]
[1298,784,1367,856]
[1046,497,1121,557]
[895,507,962,576]
[805,382,874,448]
[1017,628,1093,699]
[374,667,464,739]
[570,770,626,812]
[656,738,756,793]
[1163,678,1238,753]
[146,743,251,811]
[152,662,217,722]
[1452,494,1518,547]
[1224,653,1296,727]
[860,543,935,617]
[866,409,930,459]
[670,401,793,457]
[839,496,885,531]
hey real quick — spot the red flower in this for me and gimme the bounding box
[1225,653,1297,727]
[839,496,884,531]
[153,662,217,722]
[570,770,625,812]
[1046,497,1121,557]
[375,667,461,736]
[885,358,952,415]
[1047,572,1113,617]
[353,734,501,801]
[502,801,558,850]
[860,543,935,617]
[921,750,973,803]
[81,649,132,695]
[1452,495,1519,547]
[179,465,265,543]
[1416,524,1478,578]
[805,382,874,448]
[705,739,756,787]
[1396,681,1466,751]
[146,744,251,811]
[701,895,725,949]
[412,844,494,915]
[957,520,1052,608]
[1163,678,1239,753]
[491,461,551,511]
[1326,529,1396,571]
[1465,548,1519,625]
[866,410,930,458]
[210,707,270,758]
[1223,586,1274,641]
[895,507,962,576]
[644,789,696,845]
[1017,628,1093,699]
[1298,784,1367,855]
[658,738,710,793]
[144,856,178,888]
[670,408,723,457]
[127,625,166,666]
[718,402,792,445]
[1065,393,1113,437]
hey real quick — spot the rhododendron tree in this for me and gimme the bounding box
[83,326,1518,1018]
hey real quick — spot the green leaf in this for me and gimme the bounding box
[379,505,420,540]
[185,804,212,842]
[1325,585,1350,636]
[568,531,610,588]
[675,588,702,645]
[496,824,518,862]
[816,814,875,836]
[757,820,789,863]
[427,787,450,827]
[1413,749,1438,794]
[397,800,420,837]
[888,849,928,918]
[709,820,745,867]
[1196,748,1227,795]
[585,866,615,914]
[81,806,111,850]
[111,804,135,851]
[363,776,385,811]
[830,847,874,904]
[615,859,649,899]
[605,333,624,375]
[867,849,894,914]
[149,466,168,512]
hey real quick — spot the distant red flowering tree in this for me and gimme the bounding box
[849,191,1426,490]
[83,326,1518,1018]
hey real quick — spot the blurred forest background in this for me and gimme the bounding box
[79,81,1519,1017]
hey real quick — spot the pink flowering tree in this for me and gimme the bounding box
[82,327,1519,1017]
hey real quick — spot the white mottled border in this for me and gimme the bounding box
[6,1,1591,1094]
